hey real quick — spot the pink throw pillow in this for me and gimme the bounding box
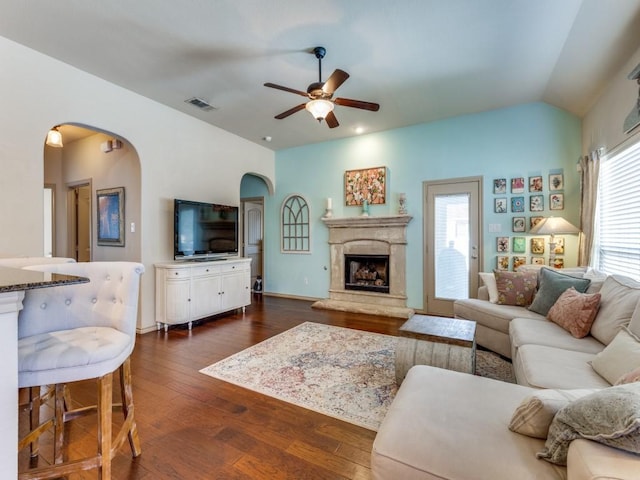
[494,270,537,306]
[546,287,601,338]
[615,365,640,385]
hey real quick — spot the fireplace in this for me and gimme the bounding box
[312,215,414,318]
[345,254,390,293]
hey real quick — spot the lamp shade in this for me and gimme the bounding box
[305,99,334,120]
[46,127,63,148]
[529,216,580,235]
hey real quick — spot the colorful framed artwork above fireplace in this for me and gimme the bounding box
[344,166,386,206]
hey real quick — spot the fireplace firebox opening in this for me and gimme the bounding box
[344,254,390,294]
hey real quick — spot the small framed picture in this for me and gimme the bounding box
[531,257,545,265]
[511,196,525,213]
[550,193,564,210]
[495,197,507,213]
[549,173,564,191]
[497,237,509,253]
[530,237,545,254]
[551,257,564,269]
[554,237,565,255]
[511,177,525,193]
[512,237,526,254]
[513,256,527,271]
[497,256,509,271]
[530,195,544,212]
[493,178,507,194]
[512,217,526,232]
[97,187,125,247]
[529,176,543,192]
[530,216,544,229]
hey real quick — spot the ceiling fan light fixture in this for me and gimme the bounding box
[46,126,63,148]
[305,99,334,121]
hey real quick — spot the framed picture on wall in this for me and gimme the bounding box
[493,178,507,194]
[497,237,509,252]
[511,196,525,213]
[529,176,543,192]
[531,237,545,254]
[550,193,564,210]
[494,198,507,213]
[530,216,544,229]
[511,177,525,193]
[531,257,545,265]
[512,217,525,232]
[344,166,386,206]
[530,195,544,212]
[513,256,527,270]
[549,173,564,191]
[496,256,509,271]
[97,187,125,247]
[513,237,526,253]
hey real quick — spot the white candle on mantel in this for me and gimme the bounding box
[326,197,332,209]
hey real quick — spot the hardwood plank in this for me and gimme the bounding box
[18,296,400,479]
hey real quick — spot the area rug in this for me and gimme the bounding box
[200,321,514,431]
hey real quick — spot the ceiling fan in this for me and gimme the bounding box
[264,46,380,128]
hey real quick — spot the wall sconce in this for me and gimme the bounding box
[46,127,63,148]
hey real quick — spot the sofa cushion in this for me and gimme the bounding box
[372,366,566,480]
[567,438,640,480]
[455,299,544,335]
[591,328,640,385]
[479,272,498,303]
[495,270,537,306]
[509,388,600,439]
[537,382,640,465]
[510,317,605,358]
[513,344,610,390]
[546,287,601,338]
[590,275,640,345]
[528,268,591,316]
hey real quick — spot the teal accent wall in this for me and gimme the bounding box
[266,102,581,309]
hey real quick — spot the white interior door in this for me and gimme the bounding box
[424,177,482,316]
[243,199,263,288]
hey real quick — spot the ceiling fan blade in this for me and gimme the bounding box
[274,103,307,119]
[334,97,380,111]
[264,83,309,97]
[322,69,350,95]
[325,110,339,128]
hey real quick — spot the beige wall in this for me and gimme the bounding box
[0,35,275,332]
[583,45,640,154]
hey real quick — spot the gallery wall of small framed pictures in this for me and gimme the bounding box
[492,171,565,271]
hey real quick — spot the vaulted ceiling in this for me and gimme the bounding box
[2,0,640,150]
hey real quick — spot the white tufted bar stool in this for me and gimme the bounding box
[17,261,145,480]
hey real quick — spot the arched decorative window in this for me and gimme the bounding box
[281,194,311,253]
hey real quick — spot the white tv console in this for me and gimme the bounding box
[154,257,251,331]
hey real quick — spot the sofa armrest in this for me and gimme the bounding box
[568,438,640,480]
[477,285,489,301]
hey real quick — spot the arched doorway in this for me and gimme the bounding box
[240,173,270,291]
[43,124,142,262]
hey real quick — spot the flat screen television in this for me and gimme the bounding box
[174,199,239,260]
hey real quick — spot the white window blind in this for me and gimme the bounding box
[593,141,640,280]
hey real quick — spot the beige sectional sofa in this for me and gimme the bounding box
[371,267,640,479]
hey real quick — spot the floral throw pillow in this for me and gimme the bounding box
[547,287,601,338]
[494,270,537,306]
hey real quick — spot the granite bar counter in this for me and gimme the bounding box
[0,266,88,478]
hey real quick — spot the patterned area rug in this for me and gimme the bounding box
[200,322,514,431]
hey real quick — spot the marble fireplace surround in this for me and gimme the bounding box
[312,215,415,318]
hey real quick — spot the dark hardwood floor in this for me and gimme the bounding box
[19,295,405,479]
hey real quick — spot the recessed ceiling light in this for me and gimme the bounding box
[263,136,272,142]
[354,127,364,134]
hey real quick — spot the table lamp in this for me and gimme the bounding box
[529,216,580,266]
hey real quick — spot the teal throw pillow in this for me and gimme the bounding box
[528,268,591,316]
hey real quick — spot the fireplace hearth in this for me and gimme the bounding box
[345,254,390,293]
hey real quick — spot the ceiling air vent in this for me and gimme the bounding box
[184,97,217,111]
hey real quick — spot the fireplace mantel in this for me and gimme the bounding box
[321,215,412,229]
[313,214,415,318]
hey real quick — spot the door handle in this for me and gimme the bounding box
[471,245,478,260]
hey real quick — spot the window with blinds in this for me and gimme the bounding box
[593,141,640,280]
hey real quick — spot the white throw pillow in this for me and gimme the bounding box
[508,388,599,439]
[479,272,498,303]
[590,275,640,345]
[591,327,640,385]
